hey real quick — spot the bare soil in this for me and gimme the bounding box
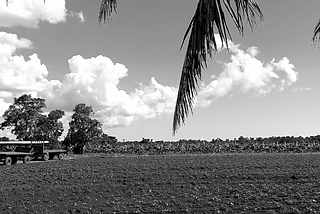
[1,153,320,213]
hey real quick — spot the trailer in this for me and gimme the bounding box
[0,147,34,165]
[31,143,67,161]
[0,141,67,165]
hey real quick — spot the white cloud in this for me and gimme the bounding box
[0,32,53,95]
[129,77,176,117]
[69,11,85,23]
[0,0,85,28]
[0,0,67,28]
[292,87,312,93]
[0,31,32,59]
[42,55,177,128]
[44,55,130,110]
[196,38,298,107]
[273,57,298,91]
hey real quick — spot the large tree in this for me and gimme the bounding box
[99,0,320,134]
[1,94,46,140]
[1,95,65,143]
[64,103,103,154]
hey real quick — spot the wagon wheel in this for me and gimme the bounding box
[4,157,12,165]
[43,153,49,161]
[58,153,65,160]
[23,156,30,164]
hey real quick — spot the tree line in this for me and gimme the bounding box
[0,94,116,154]
[85,135,320,155]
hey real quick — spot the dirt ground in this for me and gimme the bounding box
[1,153,320,213]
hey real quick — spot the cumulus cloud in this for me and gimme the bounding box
[42,55,177,128]
[93,77,177,129]
[0,0,85,28]
[196,38,298,107]
[0,0,66,28]
[0,32,53,95]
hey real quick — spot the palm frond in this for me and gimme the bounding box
[312,17,320,46]
[98,0,118,25]
[173,0,263,135]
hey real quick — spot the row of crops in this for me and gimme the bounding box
[84,135,320,154]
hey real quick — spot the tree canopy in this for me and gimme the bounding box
[1,94,46,140]
[64,103,103,154]
[1,94,65,142]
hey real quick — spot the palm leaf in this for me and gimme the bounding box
[312,17,320,46]
[98,0,118,25]
[172,0,263,135]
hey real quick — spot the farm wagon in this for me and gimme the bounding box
[0,141,67,165]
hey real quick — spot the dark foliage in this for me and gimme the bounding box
[1,95,64,146]
[64,103,107,154]
[84,135,320,155]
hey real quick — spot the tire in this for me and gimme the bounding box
[4,157,12,165]
[58,153,65,160]
[43,153,49,161]
[23,156,30,164]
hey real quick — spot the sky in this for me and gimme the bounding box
[0,0,319,141]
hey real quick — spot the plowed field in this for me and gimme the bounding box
[1,153,320,213]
